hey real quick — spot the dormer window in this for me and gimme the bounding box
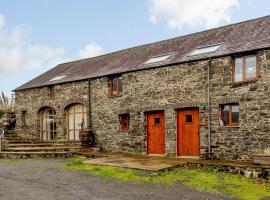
[144,54,172,65]
[189,44,221,56]
[108,75,123,96]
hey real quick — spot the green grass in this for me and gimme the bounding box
[66,159,270,200]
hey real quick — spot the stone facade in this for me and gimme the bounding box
[15,50,270,161]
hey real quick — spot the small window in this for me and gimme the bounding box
[48,86,55,99]
[220,104,239,127]
[233,55,257,82]
[21,111,27,127]
[109,75,123,96]
[154,117,160,126]
[144,54,171,65]
[119,114,130,131]
[49,74,66,82]
[189,44,221,56]
[185,115,193,123]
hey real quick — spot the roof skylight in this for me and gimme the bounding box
[144,54,172,65]
[49,75,67,82]
[189,44,221,56]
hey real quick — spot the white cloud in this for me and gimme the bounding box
[0,14,105,75]
[0,15,66,74]
[0,14,5,29]
[78,44,104,59]
[149,0,239,30]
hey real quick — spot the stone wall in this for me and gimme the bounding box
[90,60,209,155]
[15,81,89,140]
[15,49,270,161]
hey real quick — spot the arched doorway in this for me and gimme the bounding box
[38,107,57,140]
[66,104,87,141]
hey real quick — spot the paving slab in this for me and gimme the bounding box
[84,154,186,171]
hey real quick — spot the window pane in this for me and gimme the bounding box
[234,58,243,82]
[75,113,82,129]
[119,77,123,93]
[154,118,160,125]
[83,113,87,128]
[246,56,256,79]
[69,114,74,129]
[185,115,192,123]
[232,105,239,124]
[75,130,80,141]
[69,131,74,140]
[223,105,230,125]
[112,78,118,91]
[74,104,82,113]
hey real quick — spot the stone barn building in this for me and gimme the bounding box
[14,16,270,161]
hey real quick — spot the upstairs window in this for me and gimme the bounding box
[108,75,123,96]
[48,86,55,99]
[233,55,257,82]
[220,104,239,127]
[119,114,130,131]
[21,111,27,127]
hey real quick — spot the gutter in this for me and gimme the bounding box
[207,58,212,155]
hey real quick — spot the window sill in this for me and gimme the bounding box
[109,95,123,98]
[218,126,240,129]
[230,79,258,86]
[119,130,130,132]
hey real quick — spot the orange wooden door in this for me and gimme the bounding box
[177,108,200,156]
[147,112,165,155]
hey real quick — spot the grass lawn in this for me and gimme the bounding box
[66,159,270,200]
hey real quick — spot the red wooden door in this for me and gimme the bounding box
[147,112,165,155]
[177,108,200,156]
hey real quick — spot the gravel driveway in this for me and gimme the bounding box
[0,159,230,200]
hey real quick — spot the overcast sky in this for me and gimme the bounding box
[0,0,270,97]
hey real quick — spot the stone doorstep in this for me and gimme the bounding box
[253,154,270,165]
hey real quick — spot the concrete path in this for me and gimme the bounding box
[0,159,229,200]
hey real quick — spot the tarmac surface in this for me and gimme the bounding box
[0,159,230,200]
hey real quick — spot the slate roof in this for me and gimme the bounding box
[15,15,270,91]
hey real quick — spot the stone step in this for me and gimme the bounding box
[6,139,38,143]
[4,146,81,152]
[0,151,74,159]
[8,143,64,147]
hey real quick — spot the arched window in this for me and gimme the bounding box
[66,104,87,141]
[38,107,57,140]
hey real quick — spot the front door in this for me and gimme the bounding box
[177,108,200,157]
[147,111,165,155]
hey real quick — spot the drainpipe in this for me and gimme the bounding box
[207,58,212,155]
[87,79,92,130]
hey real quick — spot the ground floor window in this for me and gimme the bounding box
[66,104,87,141]
[220,104,239,127]
[119,114,130,131]
[38,107,57,140]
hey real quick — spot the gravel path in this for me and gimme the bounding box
[0,159,231,200]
